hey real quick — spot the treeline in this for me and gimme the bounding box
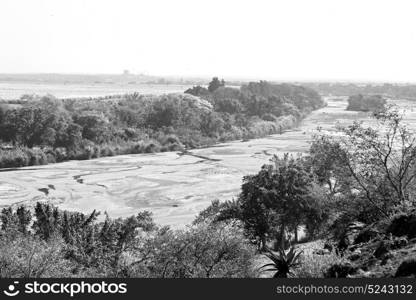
[305,82,416,100]
[0,79,324,168]
[346,94,387,112]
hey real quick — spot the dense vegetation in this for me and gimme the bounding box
[346,94,387,112]
[305,82,416,100]
[1,105,415,278]
[0,79,324,168]
[0,203,256,278]
[188,105,416,277]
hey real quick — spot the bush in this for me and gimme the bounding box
[261,113,278,122]
[0,148,30,168]
[125,222,257,278]
[395,258,416,277]
[387,213,416,239]
[324,262,357,278]
[143,140,161,153]
[346,94,386,112]
[27,148,48,165]
[0,233,71,277]
[294,250,346,278]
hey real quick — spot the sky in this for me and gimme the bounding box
[0,0,415,82]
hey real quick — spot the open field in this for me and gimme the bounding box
[0,81,194,99]
[1,97,416,227]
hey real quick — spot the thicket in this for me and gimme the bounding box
[0,79,324,168]
[346,94,387,112]
[0,203,256,278]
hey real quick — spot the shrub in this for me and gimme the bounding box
[261,113,278,122]
[0,233,71,277]
[0,148,30,168]
[324,262,357,278]
[346,94,386,112]
[387,212,416,239]
[53,147,68,162]
[395,258,416,277]
[27,148,48,165]
[143,140,161,153]
[125,222,257,278]
[294,251,346,278]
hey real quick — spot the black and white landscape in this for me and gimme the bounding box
[0,0,416,278]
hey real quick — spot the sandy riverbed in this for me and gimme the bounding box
[1,97,415,227]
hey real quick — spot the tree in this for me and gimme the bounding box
[74,114,111,144]
[208,77,225,93]
[0,98,73,148]
[125,222,256,278]
[32,202,60,240]
[61,123,83,149]
[0,206,32,234]
[0,233,70,277]
[193,199,241,225]
[309,134,351,195]
[16,206,32,234]
[0,207,18,232]
[199,111,225,137]
[312,106,416,218]
[184,86,210,97]
[97,211,156,274]
[238,154,313,249]
[346,94,386,112]
[213,98,243,114]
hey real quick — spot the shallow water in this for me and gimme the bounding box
[1,97,415,227]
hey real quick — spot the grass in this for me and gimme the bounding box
[294,251,346,278]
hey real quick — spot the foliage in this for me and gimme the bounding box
[184,85,210,97]
[0,233,71,278]
[310,106,416,220]
[237,154,315,249]
[124,222,256,278]
[0,81,323,169]
[294,250,346,278]
[260,246,302,278]
[208,77,225,93]
[346,94,387,112]
[0,203,256,278]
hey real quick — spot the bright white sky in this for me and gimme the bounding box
[1,0,415,82]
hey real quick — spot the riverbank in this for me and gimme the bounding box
[1,81,322,169]
[1,98,414,227]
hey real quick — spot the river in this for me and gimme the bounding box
[1,97,415,227]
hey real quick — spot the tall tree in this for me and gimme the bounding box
[312,106,416,218]
[208,77,225,93]
[238,154,313,249]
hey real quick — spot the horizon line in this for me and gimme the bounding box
[0,72,416,85]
